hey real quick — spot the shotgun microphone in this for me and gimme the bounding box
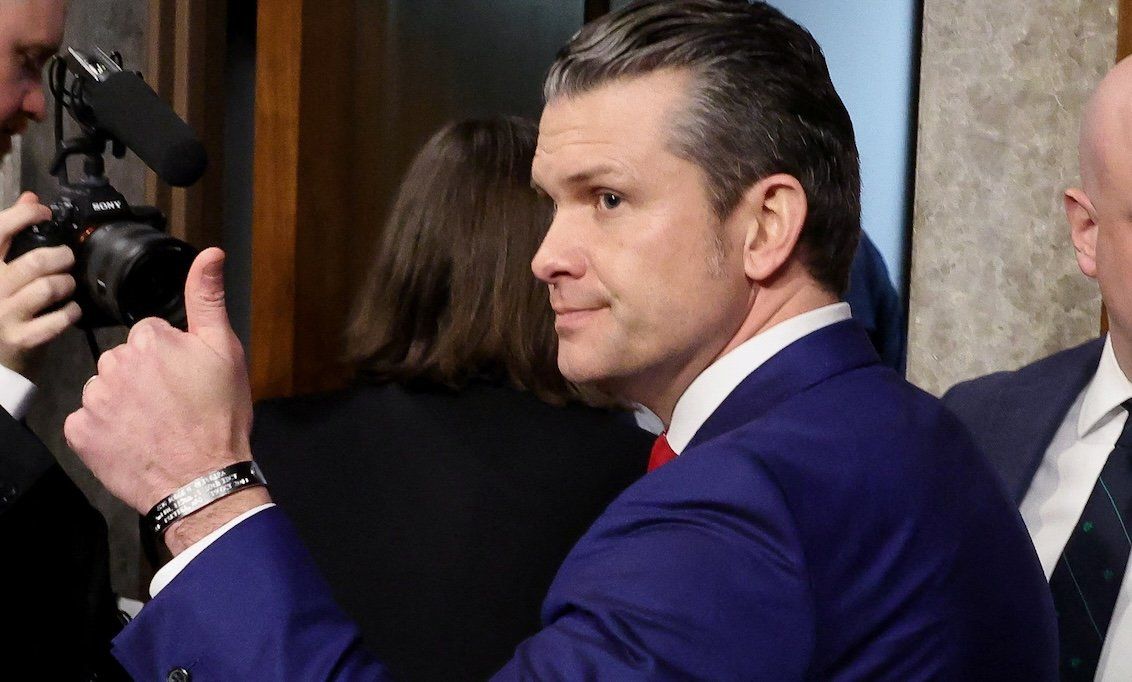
[66,47,207,187]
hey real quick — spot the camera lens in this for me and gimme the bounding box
[79,221,197,327]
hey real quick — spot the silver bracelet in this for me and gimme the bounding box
[145,461,267,537]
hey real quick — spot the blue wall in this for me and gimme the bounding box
[770,0,919,292]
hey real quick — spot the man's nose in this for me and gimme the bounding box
[531,212,586,284]
[23,87,46,122]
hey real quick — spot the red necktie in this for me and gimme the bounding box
[648,433,678,472]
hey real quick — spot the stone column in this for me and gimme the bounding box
[907,0,1117,395]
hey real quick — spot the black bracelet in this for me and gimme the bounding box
[144,461,267,537]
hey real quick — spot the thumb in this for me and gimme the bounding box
[184,247,234,352]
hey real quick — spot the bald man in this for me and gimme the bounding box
[944,57,1132,681]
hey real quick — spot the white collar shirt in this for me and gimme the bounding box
[0,363,35,420]
[665,302,852,454]
[1019,336,1132,681]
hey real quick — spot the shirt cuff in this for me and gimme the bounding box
[149,503,276,597]
[0,363,35,420]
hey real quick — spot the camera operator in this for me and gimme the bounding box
[0,1,125,678]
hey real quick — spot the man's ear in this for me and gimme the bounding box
[1065,187,1099,279]
[739,174,807,282]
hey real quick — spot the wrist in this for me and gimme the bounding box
[163,485,273,556]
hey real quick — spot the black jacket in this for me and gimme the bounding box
[251,380,653,681]
[0,410,125,680]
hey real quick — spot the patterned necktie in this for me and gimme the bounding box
[647,433,678,472]
[1049,398,1132,679]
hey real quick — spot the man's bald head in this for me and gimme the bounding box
[1067,56,1132,373]
[1078,56,1132,197]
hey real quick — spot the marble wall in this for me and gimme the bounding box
[907,0,1117,395]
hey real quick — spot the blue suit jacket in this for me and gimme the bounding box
[942,338,1104,504]
[845,232,906,373]
[114,321,1057,680]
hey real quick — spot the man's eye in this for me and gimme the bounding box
[21,53,42,78]
[599,193,622,210]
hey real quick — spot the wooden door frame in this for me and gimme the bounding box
[145,0,226,247]
[249,0,355,400]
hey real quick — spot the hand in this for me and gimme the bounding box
[0,192,81,376]
[65,247,270,554]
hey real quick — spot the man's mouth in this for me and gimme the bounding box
[552,306,604,331]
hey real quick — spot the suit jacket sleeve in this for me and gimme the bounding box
[112,464,810,680]
[498,460,812,680]
[0,405,55,513]
[113,507,393,680]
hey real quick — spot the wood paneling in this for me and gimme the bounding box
[1119,0,1132,61]
[144,0,174,216]
[249,0,301,399]
[291,1,356,395]
[144,0,225,247]
[171,1,226,247]
[250,0,355,400]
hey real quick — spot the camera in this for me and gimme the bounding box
[5,47,206,329]
[7,181,195,328]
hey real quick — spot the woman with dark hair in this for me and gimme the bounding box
[251,117,652,681]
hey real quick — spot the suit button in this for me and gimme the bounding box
[167,667,191,682]
[0,482,17,507]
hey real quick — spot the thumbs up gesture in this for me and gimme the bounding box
[65,248,270,554]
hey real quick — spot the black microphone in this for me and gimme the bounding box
[68,49,207,187]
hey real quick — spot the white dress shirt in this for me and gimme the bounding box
[152,303,853,595]
[0,363,35,420]
[666,302,852,454]
[1019,336,1132,681]
[150,502,276,595]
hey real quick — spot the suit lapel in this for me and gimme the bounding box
[687,320,881,450]
[989,340,1104,503]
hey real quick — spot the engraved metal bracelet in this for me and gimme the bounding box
[145,461,268,536]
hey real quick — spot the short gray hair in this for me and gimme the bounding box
[544,0,861,294]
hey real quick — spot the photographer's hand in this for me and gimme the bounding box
[0,192,81,376]
[64,247,270,555]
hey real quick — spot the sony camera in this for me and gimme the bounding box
[7,185,195,328]
[5,47,206,329]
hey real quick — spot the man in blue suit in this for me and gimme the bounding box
[944,58,1132,681]
[65,1,1056,678]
